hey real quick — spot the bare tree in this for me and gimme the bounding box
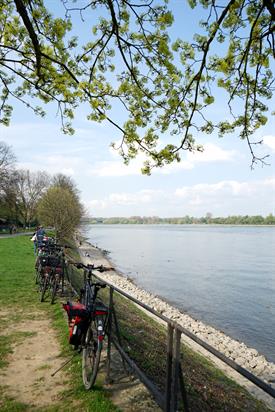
[15,169,51,226]
[52,173,79,196]
[0,141,16,192]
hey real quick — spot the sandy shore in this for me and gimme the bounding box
[76,235,275,409]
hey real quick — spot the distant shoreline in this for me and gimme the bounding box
[82,214,275,226]
[82,221,275,227]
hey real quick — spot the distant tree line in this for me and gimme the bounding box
[85,214,275,226]
[0,141,83,237]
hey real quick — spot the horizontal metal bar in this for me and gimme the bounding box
[175,324,275,399]
[112,337,165,409]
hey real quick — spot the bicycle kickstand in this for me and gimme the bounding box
[51,351,79,377]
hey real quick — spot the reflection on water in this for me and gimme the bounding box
[83,224,275,362]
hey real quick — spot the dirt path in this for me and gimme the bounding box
[0,231,33,239]
[0,294,161,412]
[0,309,70,409]
[101,348,162,412]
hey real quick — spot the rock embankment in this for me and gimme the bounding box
[77,237,275,392]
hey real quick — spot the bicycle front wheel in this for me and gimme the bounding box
[82,322,102,389]
[40,275,48,302]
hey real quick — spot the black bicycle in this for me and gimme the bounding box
[64,263,112,389]
[36,241,66,304]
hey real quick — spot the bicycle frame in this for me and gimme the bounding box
[81,268,109,339]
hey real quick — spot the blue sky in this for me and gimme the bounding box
[0,0,274,217]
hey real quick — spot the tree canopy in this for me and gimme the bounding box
[0,141,83,231]
[0,0,274,173]
[37,185,84,239]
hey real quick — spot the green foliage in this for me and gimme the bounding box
[0,1,274,172]
[85,214,275,225]
[37,184,83,239]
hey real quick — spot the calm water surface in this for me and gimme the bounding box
[83,224,275,362]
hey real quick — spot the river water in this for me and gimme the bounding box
[83,224,275,362]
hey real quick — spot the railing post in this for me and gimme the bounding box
[165,323,174,412]
[64,263,69,283]
[61,259,65,293]
[179,363,189,412]
[171,328,181,411]
[106,287,113,383]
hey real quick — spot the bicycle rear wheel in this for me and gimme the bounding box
[50,274,59,304]
[40,275,49,302]
[82,321,102,389]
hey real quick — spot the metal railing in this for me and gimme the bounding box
[66,264,275,411]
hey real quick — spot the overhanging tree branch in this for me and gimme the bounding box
[14,0,41,77]
[0,0,274,173]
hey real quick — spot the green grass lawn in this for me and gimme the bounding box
[0,236,119,412]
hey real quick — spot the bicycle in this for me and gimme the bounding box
[64,262,112,389]
[35,238,57,283]
[35,240,66,304]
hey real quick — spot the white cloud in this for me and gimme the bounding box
[89,159,142,177]
[263,135,275,152]
[174,178,275,214]
[109,190,162,206]
[61,168,75,176]
[85,199,108,210]
[85,190,165,214]
[88,143,236,177]
[85,178,275,217]
[18,154,82,176]
[175,180,254,198]
[0,122,107,161]
[175,179,275,198]
[187,143,236,163]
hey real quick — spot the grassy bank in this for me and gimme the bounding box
[0,236,118,412]
[110,292,273,411]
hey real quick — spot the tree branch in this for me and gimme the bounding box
[14,0,41,77]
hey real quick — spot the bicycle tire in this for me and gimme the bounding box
[40,276,48,302]
[35,268,41,285]
[82,322,102,389]
[50,275,58,304]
